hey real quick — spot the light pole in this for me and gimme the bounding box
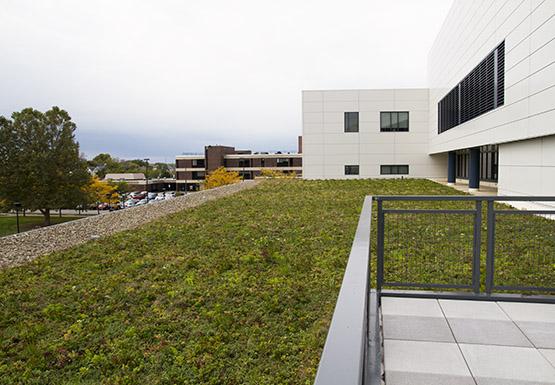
[144,158,150,202]
[14,202,21,233]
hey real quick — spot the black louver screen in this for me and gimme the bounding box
[438,41,505,134]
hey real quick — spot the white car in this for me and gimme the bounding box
[164,192,176,199]
[124,200,135,208]
[154,195,165,201]
[135,199,148,206]
[147,192,157,200]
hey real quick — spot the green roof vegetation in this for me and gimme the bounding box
[0,179,553,384]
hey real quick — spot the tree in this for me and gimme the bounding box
[88,154,174,179]
[203,167,242,190]
[83,177,120,206]
[0,107,91,225]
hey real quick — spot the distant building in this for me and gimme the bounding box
[104,173,176,192]
[103,173,146,183]
[176,144,302,191]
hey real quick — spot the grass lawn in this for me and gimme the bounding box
[0,216,82,237]
[0,179,553,384]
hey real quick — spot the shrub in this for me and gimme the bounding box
[259,169,297,179]
[203,167,242,189]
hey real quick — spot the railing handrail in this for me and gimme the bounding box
[373,195,555,201]
[376,195,555,298]
[313,196,373,385]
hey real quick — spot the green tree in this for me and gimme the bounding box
[0,107,91,225]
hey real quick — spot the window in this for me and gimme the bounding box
[345,165,359,175]
[277,158,290,167]
[238,158,250,168]
[438,41,505,134]
[381,112,409,132]
[191,171,205,180]
[344,112,359,133]
[191,159,205,168]
[380,165,409,175]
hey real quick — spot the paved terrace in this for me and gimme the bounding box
[314,195,555,385]
[383,297,555,385]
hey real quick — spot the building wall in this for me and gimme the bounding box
[205,145,236,172]
[428,0,555,154]
[302,89,447,179]
[498,135,555,196]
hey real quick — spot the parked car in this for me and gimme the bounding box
[124,200,135,208]
[147,192,157,200]
[130,192,146,200]
[97,202,110,210]
[154,194,165,201]
[135,199,148,206]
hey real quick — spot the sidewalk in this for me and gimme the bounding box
[429,178,498,196]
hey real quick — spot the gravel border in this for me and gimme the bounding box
[0,181,259,269]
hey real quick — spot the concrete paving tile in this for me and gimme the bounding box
[384,340,472,378]
[472,378,555,384]
[517,321,555,349]
[448,318,532,347]
[381,297,443,317]
[383,315,455,342]
[386,371,476,385]
[498,302,555,323]
[460,344,555,384]
[439,299,509,320]
[539,349,555,368]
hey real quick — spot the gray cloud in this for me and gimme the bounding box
[1,0,453,161]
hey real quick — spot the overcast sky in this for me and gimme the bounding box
[1,0,453,162]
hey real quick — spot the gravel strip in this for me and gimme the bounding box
[0,180,259,269]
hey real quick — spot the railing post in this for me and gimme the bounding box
[377,199,384,292]
[486,200,495,295]
[472,200,482,294]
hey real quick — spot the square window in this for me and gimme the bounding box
[381,112,409,132]
[345,165,359,175]
[344,112,359,133]
[381,165,409,175]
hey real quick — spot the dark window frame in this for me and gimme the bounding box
[380,111,409,132]
[380,165,409,175]
[438,41,505,134]
[238,158,250,168]
[276,158,290,167]
[191,159,205,168]
[344,165,360,175]
[344,112,359,133]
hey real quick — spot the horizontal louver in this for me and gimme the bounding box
[438,41,505,134]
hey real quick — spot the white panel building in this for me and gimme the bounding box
[302,0,555,198]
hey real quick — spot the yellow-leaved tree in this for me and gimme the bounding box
[203,167,242,190]
[84,177,120,205]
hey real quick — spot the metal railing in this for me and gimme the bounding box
[376,196,555,300]
[313,196,377,385]
[314,195,555,385]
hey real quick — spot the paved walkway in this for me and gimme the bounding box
[382,297,555,385]
[429,178,498,196]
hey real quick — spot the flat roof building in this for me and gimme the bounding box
[176,144,302,191]
[302,0,555,206]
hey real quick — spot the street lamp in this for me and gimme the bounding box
[14,202,22,233]
[144,158,150,202]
